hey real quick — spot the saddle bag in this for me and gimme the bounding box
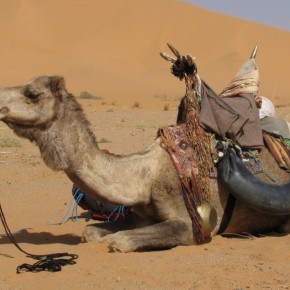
[217,149,290,215]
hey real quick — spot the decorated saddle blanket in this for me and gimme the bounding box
[158,123,202,179]
[158,94,213,243]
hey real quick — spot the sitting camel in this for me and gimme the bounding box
[0,56,289,252]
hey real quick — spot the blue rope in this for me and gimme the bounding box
[0,189,87,236]
[0,195,129,236]
[71,192,84,222]
[107,206,125,222]
[0,192,79,235]
[49,188,83,225]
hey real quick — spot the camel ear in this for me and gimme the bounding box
[50,76,67,95]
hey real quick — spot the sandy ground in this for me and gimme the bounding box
[0,99,289,290]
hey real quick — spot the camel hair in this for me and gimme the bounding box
[0,75,289,252]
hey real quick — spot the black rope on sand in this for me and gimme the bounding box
[0,203,78,273]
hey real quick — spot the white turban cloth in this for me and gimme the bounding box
[259,96,275,119]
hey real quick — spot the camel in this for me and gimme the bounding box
[0,62,289,252]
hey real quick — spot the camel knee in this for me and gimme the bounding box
[166,220,193,242]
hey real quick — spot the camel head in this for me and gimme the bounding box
[160,43,197,80]
[0,76,66,130]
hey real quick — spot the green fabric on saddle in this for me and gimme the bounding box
[284,138,290,149]
[260,116,290,139]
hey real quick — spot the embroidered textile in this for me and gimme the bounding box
[158,90,212,243]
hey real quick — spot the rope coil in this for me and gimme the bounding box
[0,203,78,273]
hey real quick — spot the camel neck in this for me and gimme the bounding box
[31,99,159,205]
[63,141,162,205]
[34,98,100,172]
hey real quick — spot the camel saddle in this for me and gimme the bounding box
[263,132,290,172]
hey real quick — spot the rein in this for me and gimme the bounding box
[0,203,78,273]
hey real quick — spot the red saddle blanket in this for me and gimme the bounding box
[158,119,212,243]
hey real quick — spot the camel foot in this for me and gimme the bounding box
[82,224,109,243]
[82,215,154,243]
[81,226,137,252]
[82,218,193,252]
[108,232,138,253]
[107,220,193,252]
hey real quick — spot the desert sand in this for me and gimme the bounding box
[0,1,290,289]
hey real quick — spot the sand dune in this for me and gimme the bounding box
[0,0,289,109]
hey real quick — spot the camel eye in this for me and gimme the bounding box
[24,89,42,100]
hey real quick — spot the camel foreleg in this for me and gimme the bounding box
[82,214,154,243]
[104,219,194,252]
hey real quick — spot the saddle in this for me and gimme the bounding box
[217,148,290,215]
[263,132,290,172]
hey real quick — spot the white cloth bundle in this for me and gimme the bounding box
[259,96,275,120]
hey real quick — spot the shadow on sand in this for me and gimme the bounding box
[0,229,82,245]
